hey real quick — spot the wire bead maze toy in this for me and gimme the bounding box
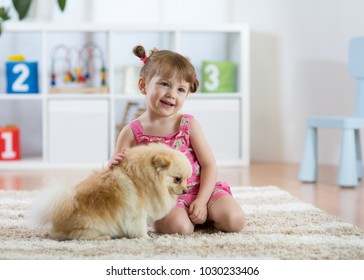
[50,43,108,94]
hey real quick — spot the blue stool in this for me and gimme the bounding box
[300,37,364,187]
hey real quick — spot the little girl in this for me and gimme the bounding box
[109,45,245,235]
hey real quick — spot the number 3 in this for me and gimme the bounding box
[204,64,220,91]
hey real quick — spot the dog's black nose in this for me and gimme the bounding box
[182,190,187,195]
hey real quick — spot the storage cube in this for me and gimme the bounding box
[6,62,39,94]
[48,100,109,162]
[201,61,235,93]
[0,126,21,161]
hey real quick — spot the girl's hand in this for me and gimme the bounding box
[188,198,208,224]
[108,148,128,169]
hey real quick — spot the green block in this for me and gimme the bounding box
[201,61,235,93]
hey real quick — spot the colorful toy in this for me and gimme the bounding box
[80,42,107,86]
[0,125,21,161]
[6,54,39,94]
[50,42,108,93]
[50,45,73,86]
[8,54,25,61]
[201,60,235,93]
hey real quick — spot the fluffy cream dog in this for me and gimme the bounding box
[36,143,192,240]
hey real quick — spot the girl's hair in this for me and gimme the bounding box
[133,45,199,93]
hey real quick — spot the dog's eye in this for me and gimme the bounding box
[174,177,182,184]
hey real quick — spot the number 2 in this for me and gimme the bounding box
[12,63,30,92]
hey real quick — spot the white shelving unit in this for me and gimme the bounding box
[0,23,250,170]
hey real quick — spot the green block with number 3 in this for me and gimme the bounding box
[201,61,235,93]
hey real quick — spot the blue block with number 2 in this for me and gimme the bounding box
[6,62,39,94]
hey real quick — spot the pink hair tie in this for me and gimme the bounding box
[140,55,147,63]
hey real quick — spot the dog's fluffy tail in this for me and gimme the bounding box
[29,179,75,229]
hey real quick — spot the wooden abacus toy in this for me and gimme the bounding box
[50,43,108,94]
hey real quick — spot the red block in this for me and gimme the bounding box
[0,126,21,160]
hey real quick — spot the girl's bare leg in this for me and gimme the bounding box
[208,196,245,232]
[154,207,194,235]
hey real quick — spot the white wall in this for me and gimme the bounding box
[233,0,364,164]
[39,0,230,25]
[5,0,363,165]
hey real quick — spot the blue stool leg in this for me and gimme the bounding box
[355,129,363,180]
[338,129,358,187]
[300,127,317,182]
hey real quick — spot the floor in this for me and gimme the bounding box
[1,162,363,230]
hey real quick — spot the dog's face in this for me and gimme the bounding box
[119,143,192,198]
[151,148,192,196]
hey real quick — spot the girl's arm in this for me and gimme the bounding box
[188,118,217,224]
[108,125,136,168]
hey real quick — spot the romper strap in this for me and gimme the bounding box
[179,114,194,134]
[129,120,144,143]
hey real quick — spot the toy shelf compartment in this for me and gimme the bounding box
[0,31,42,96]
[46,31,109,95]
[0,99,43,165]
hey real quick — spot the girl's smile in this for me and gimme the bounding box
[142,75,189,117]
[160,98,175,107]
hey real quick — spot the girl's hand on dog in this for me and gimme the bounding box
[188,198,207,224]
[108,148,128,169]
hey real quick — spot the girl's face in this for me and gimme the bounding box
[142,74,189,117]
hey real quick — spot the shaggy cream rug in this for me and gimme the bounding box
[1,186,363,260]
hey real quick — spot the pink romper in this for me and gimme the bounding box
[129,114,232,210]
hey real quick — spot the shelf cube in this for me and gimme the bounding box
[0,126,21,161]
[201,61,235,93]
[6,62,39,94]
[48,100,109,162]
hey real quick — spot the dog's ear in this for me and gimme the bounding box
[152,154,171,172]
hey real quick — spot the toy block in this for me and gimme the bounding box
[202,61,236,93]
[6,62,39,94]
[0,126,21,161]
